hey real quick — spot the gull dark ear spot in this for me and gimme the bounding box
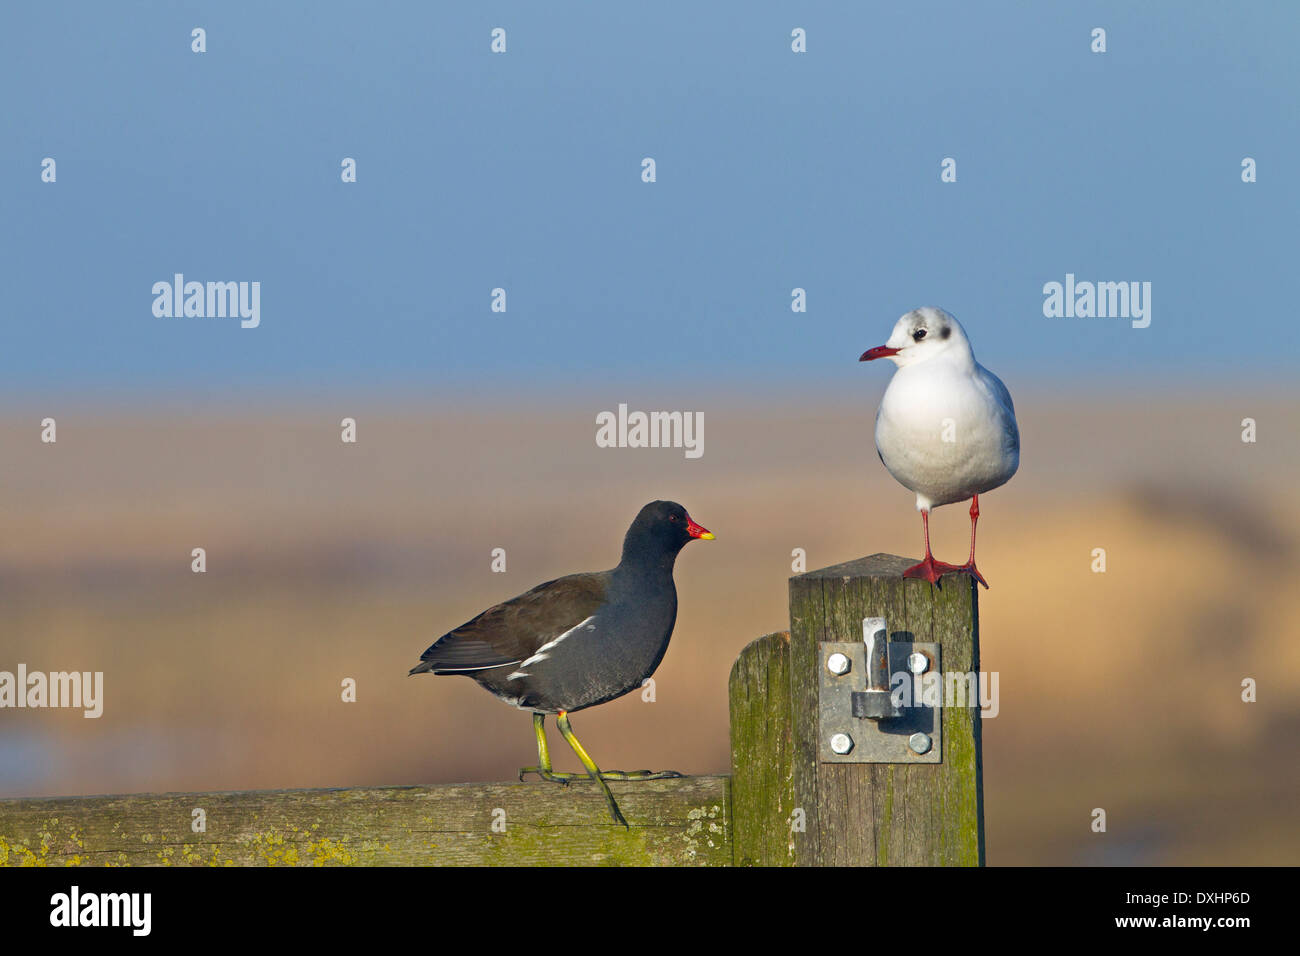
[940,325,951,340]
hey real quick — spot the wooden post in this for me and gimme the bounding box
[730,553,984,866]
[728,631,796,866]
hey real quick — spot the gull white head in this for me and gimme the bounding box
[859,307,973,369]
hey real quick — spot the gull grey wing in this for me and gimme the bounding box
[975,362,1016,418]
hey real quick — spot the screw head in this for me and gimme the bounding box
[826,652,851,675]
[908,732,933,755]
[830,732,854,755]
[907,652,929,675]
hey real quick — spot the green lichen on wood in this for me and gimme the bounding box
[729,631,796,866]
[926,570,985,865]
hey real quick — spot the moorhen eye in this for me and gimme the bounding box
[913,329,928,341]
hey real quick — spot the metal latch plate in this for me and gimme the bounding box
[818,641,942,764]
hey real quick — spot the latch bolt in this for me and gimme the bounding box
[851,616,903,720]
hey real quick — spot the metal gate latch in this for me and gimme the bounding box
[818,616,941,763]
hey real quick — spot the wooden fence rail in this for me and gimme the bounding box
[0,779,731,867]
[0,554,982,867]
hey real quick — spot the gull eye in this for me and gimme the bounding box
[912,328,928,342]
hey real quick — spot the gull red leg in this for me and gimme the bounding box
[953,495,990,589]
[903,509,962,585]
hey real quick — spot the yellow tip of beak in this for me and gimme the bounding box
[698,531,715,541]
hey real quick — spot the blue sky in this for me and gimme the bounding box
[3,2,1297,397]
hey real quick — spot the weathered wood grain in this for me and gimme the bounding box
[728,631,796,866]
[788,553,984,866]
[0,777,731,867]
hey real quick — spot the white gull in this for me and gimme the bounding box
[860,307,1019,588]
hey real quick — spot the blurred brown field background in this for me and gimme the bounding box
[2,387,1297,865]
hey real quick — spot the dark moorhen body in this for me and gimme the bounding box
[410,500,713,826]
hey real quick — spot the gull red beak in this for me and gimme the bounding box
[686,517,715,540]
[860,346,901,362]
